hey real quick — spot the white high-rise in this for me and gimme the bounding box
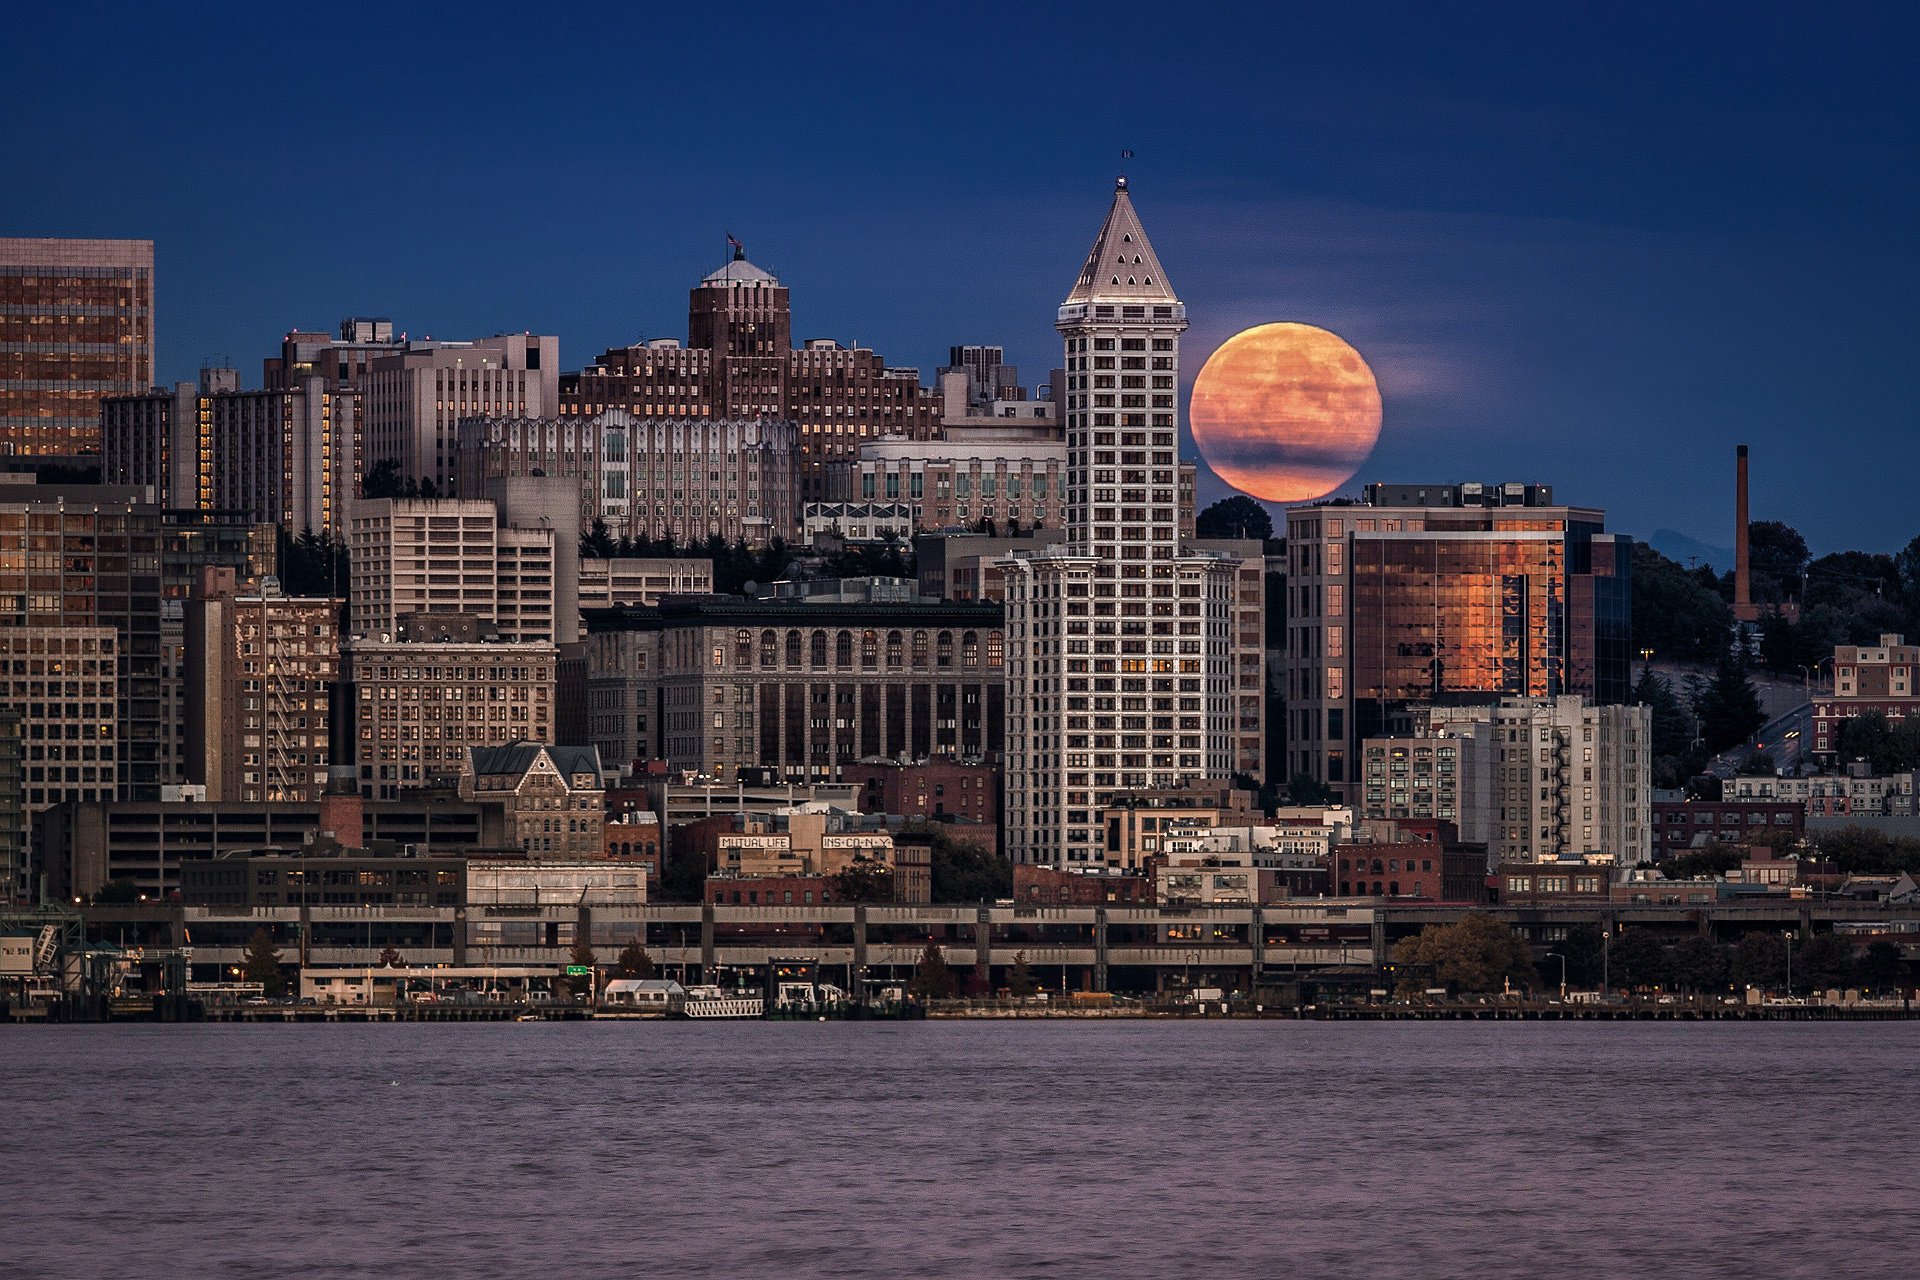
[1001,179,1240,866]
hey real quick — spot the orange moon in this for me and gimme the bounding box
[1189,323,1383,503]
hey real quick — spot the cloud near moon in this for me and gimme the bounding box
[1189,322,1383,503]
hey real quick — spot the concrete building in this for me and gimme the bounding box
[917,530,1069,602]
[1284,482,1633,799]
[619,412,796,546]
[345,496,557,644]
[0,628,117,878]
[802,501,914,545]
[937,345,1029,416]
[183,568,337,803]
[343,628,556,799]
[560,248,940,510]
[459,742,606,859]
[0,237,154,458]
[578,557,713,609]
[1426,696,1651,865]
[1813,634,1920,762]
[35,788,508,901]
[1000,178,1242,867]
[1358,725,1495,844]
[582,597,1005,785]
[362,333,558,492]
[103,368,359,537]
[262,317,403,393]
[0,484,165,799]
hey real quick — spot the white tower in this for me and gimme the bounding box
[1000,179,1240,867]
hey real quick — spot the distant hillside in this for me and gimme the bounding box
[1648,528,1734,572]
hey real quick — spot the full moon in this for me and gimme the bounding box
[1189,322,1383,503]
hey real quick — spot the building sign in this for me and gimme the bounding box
[0,937,34,975]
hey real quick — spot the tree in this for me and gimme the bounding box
[566,943,597,1000]
[1667,936,1730,994]
[1695,658,1764,754]
[1737,750,1776,776]
[1858,940,1907,995]
[377,946,405,968]
[1196,495,1273,541]
[832,855,894,903]
[361,458,406,499]
[580,518,617,559]
[1608,928,1670,991]
[1746,520,1810,605]
[1387,913,1536,994]
[1284,772,1336,807]
[1560,923,1607,987]
[915,824,1012,902]
[1793,933,1854,995]
[244,928,286,996]
[1809,825,1920,875]
[1630,543,1736,665]
[1634,669,1702,787]
[1731,932,1785,992]
[95,878,141,905]
[1006,951,1039,998]
[906,941,959,1000]
[616,938,655,979]
[1661,842,1746,881]
[1834,711,1920,775]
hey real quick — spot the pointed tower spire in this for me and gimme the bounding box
[1063,175,1178,305]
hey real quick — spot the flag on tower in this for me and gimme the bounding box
[726,232,742,251]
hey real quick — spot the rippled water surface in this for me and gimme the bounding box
[4,1021,1917,1278]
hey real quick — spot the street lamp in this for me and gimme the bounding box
[1784,930,1794,997]
[1545,951,1567,1000]
[1639,647,1655,681]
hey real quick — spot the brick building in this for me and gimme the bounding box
[844,759,1000,828]
[1651,799,1804,859]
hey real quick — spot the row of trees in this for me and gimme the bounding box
[1386,915,1910,997]
[1632,661,1766,787]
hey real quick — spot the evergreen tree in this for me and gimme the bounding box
[377,946,405,968]
[616,939,654,979]
[907,941,959,1000]
[243,928,285,996]
[1006,951,1039,998]
[1694,659,1765,754]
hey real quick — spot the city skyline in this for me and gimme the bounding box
[4,3,1915,557]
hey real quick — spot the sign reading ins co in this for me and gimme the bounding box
[0,937,34,975]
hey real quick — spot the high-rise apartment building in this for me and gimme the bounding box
[938,345,1024,415]
[1000,179,1241,867]
[183,568,338,803]
[102,367,358,536]
[0,484,165,800]
[262,318,401,392]
[561,250,940,509]
[1426,696,1651,865]
[1285,482,1632,800]
[362,333,558,492]
[0,238,154,457]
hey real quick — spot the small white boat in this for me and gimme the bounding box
[514,1012,542,1022]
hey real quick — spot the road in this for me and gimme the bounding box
[1707,698,1814,779]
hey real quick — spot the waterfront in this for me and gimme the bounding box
[5,1023,1916,1278]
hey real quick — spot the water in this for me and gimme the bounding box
[3,1021,1915,1278]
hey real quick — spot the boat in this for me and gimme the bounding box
[514,1012,543,1022]
[677,984,764,1019]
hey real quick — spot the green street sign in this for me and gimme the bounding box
[566,965,593,976]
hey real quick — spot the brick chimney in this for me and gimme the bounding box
[318,765,363,848]
[1734,444,1755,622]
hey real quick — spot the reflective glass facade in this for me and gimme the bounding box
[0,239,154,457]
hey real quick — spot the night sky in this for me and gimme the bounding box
[5,3,1914,553]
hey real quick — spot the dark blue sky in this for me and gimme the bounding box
[6,3,1915,552]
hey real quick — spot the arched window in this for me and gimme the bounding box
[835,631,854,668]
[961,630,979,668]
[911,631,929,669]
[886,630,903,667]
[760,629,777,668]
[786,630,802,666]
[936,631,954,668]
[861,630,879,669]
[734,629,752,667]
[810,631,827,667]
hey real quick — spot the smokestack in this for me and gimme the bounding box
[1734,444,1753,620]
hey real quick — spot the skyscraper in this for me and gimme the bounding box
[0,238,154,458]
[1000,179,1240,867]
